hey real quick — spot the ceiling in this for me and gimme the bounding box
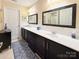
[9,0,38,7]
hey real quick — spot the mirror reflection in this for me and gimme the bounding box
[59,7,72,26]
[44,11,59,24]
[28,14,38,24]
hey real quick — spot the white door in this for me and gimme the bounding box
[4,8,20,41]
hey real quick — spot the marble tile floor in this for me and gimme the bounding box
[11,40,40,59]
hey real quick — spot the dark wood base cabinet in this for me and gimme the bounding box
[21,28,79,59]
[27,31,36,52]
[0,29,11,52]
[46,40,79,59]
[35,35,45,59]
[21,28,25,40]
[26,30,45,59]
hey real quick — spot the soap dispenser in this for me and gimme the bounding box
[71,31,76,39]
[4,24,7,30]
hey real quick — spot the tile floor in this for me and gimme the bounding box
[11,40,40,59]
[0,39,40,59]
[0,48,14,59]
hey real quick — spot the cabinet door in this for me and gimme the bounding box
[35,35,45,59]
[4,32,11,46]
[47,40,79,59]
[21,28,25,39]
[24,30,27,41]
[27,31,36,52]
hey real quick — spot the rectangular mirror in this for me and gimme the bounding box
[42,4,76,28]
[28,14,38,24]
[44,11,59,25]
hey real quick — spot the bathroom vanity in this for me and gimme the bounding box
[0,29,11,52]
[21,27,79,59]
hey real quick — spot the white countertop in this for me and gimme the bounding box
[22,26,79,52]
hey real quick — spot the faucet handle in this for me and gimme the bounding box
[71,33,76,39]
[37,27,41,30]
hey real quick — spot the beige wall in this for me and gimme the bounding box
[0,0,4,30]
[0,0,1,8]
[0,11,4,30]
[20,7,28,26]
[0,0,28,30]
[28,0,79,39]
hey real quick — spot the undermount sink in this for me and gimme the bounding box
[37,30,57,37]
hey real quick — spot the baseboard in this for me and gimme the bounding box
[35,53,41,59]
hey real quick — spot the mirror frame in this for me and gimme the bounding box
[28,14,38,24]
[42,4,76,28]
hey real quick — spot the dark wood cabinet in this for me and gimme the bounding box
[21,28,25,40]
[35,35,45,59]
[46,40,79,59]
[21,28,79,59]
[26,30,46,59]
[24,30,28,41]
[0,29,11,52]
[21,28,36,52]
[27,31,36,52]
